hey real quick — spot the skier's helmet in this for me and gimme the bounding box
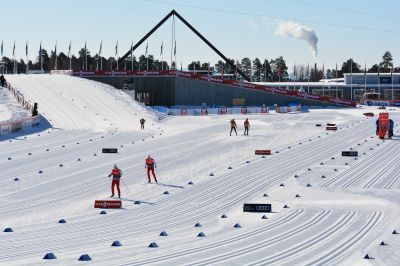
[114,164,118,169]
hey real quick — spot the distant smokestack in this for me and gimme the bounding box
[275,20,318,61]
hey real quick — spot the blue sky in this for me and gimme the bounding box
[1,0,399,70]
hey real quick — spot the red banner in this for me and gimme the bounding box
[94,200,122,209]
[73,70,357,107]
[255,150,271,155]
[378,113,389,139]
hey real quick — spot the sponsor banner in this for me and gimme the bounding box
[255,150,271,155]
[94,200,122,209]
[243,203,272,213]
[326,126,338,131]
[102,148,118,153]
[342,151,358,156]
[362,100,400,107]
[73,71,357,107]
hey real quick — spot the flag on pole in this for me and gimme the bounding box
[99,41,102,56]
[1,40,3,57]
[160,41,163,56]
[54,41,57,56]
[336,63,338,78]
[145,41,148,56]
[321,63,324,79]
[115,41,118,57]
[68,41,71,57]
[174,40,176,56]
[26,41,28,57]
[12,41,15,57]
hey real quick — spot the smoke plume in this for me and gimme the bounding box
[275,20,318,60]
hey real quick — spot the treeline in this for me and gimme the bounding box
[1,46,398,83]
[188,51,399,82]
[0,48,171,74]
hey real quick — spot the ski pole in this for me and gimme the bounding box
[155,168,162,183]
[121,178,130,192]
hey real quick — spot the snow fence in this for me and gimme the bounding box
[0,115,41,136]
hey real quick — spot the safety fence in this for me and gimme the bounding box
[4,82,34,112]
[73,70,357,107]
[360,100,400,107]
[0,115,41,136]
[0,82,40,136]
[275,105,302,113]
[152,106,271,116]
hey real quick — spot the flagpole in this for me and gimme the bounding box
[85,42,87,71]
[116,41,119,71]
[378,64,380,100]
[293,63,296,91]
[26,41,29,74]
[335,63,338,98]
[391,64,394,100]
[390,66,394,101]
[350,59,353,101]
[131,41,134,70]
[13,41,16,74]
[68,41,71,71]
[364,62,367,101]
[54,41,57,70]
[307,62,310,94]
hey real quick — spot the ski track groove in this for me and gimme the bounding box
[0,119,372,260]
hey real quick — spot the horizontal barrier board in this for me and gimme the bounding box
[102,148,118,153]
[326,126,338,131]
[255,150,271,155]
[327,123,336,126]
[243,203,272,213]
[363,112,374,117]
[94,200,122,208]
[342,151,358,156]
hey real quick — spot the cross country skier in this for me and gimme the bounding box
[230,118,237,136]
[244,118,250,135]
[145,155,158,183]
[108,164,122,198]
[140,118,145,130]
[389,118,394,138]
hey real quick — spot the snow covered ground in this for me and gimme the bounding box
[0,86,30,122]
[1,74,400,265]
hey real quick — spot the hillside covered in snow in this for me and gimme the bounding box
[1,74,400,265]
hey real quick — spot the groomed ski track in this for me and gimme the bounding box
[1,74,400,265]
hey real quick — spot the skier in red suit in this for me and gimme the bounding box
[108,164,122,198]
[145,155,158,183]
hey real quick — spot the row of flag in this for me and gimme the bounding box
[0,40,175,60]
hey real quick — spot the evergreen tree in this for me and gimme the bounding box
[379,51,393,72]
[271,56,288,81]
[368,64,379,73]
[339,59,360,77]
[188,61,201,71]
[262,59,272,81]
[252,58,262,81]
[240,57,252,78]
